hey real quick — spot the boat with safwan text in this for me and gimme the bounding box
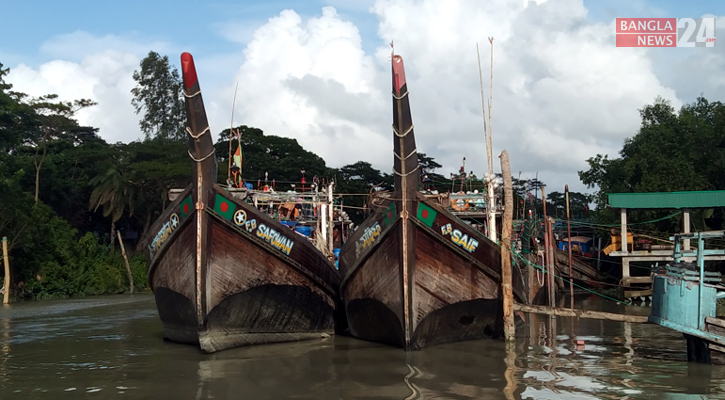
[338,53,528,350]
[144,52,341,353]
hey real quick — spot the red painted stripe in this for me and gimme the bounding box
[392,55,406,95]
[180,52,198,88]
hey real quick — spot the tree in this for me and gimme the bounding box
[122,138,190,249]
[0,63,38,154]
[547,190,591,220]
[215,125,331,191]
[579,96,725,231]
[131,51,185,141]
[24,95,96,203]
[418,152,449,191]
[89,164,137,249]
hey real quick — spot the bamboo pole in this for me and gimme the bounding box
[476,42,496,242]
[565,185,573,309]
[499,150,514,341]
[541,187,555,307]
[228,82,239,181]
[514,303,649,323]
[548,218,557,298]
[2,237,9,304]
[117,232,134,294]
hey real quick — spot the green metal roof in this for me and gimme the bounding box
[608,191,725,209]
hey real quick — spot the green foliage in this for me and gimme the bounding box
[333,161,393,223]
[579,96,725,232]
[546,191,592,220]
[216,125,331,189]
[131,51,185,141]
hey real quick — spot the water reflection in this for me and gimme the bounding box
[0,295,724,399]
[1,314,9,386]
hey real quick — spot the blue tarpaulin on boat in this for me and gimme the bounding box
[333,248,341,270]
[295,226,312,236]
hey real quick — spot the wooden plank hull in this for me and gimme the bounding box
[340,197,527,350]
[340,54,526,350]
[147,186,339,352]
[145,53,339,352]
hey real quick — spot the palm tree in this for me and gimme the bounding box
[89,165,136,249]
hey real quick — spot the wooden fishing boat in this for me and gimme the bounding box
[144,52,341,353]
[338,54,527,350]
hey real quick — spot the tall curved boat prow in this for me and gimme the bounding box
[145,52,341,353]
[338,54,527,350]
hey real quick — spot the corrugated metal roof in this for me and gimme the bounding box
[607,191,725,209]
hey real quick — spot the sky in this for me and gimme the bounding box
[1,0,723,194]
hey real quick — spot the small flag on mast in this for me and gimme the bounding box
[233,144,242,169]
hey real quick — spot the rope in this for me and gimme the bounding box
[514,252,636,306]
[447,213,641,307]
[393,124,414,138]
[569,211,682,228]
[392,165,420,177]
[188,149,216,163]
[183,89,201,98]
[393,147,418,161]
[392,90,409,100]
[185,126,210,140]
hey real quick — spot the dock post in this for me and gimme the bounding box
[547,218,556,305]
[2,237,9,304]
[620,208,628,253]
[541,187,555,307]
[683,209,691,251]
[499,150,514,341]
[565,185,573,309]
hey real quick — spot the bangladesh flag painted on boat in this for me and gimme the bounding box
[214,194,236,221]
[416,202,437,228]
[179,195,193,219]
[383,202,397,227]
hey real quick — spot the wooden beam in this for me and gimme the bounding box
[622,276,653,285]
[2,237,9,304]
[624,289,653,298]
[513,303,649,323]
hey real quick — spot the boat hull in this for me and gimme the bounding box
[148,186,339,352]
[340,197,527,350]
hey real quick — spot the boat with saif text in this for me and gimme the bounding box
[338,53,528,350]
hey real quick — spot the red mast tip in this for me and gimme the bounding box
[180,52,198,89]
[392,55,407,94]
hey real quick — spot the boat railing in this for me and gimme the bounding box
[650,231,725,336]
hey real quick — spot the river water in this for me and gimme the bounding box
[0,294,723,399]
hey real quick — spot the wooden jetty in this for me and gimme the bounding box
[145,52,341,353]
[606,191,725,299]
[649,231,725,364]
[338,54,527,351]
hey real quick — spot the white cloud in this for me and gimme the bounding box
[8,49,142,144]
[368,0,688,192]
[6,3,724,195]
[221,6,390,171]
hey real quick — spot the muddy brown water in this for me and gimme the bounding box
[0,294,723,399]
